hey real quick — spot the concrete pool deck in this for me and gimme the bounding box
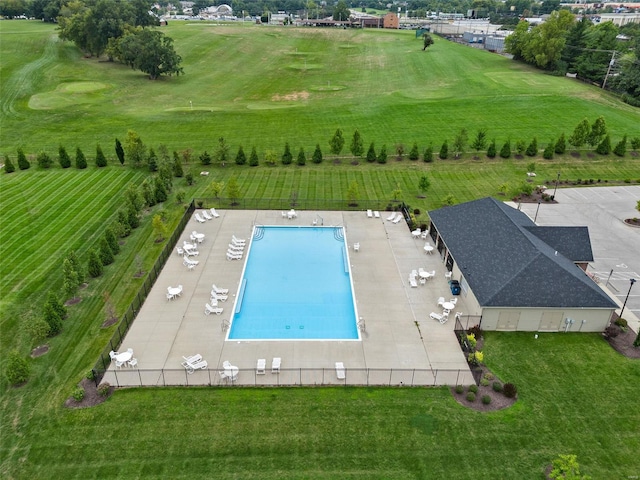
[103,210,474,387]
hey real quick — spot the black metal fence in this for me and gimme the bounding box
[101,367,477,388]
[193,197,407,213]
[454,316,483,385]
[91,200,196,384]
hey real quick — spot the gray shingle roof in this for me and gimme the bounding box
[428,197,616,308]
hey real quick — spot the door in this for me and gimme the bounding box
[497,311,519,331]
[538,311,563,331]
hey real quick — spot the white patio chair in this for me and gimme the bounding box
[194,213,206,223]
[212,284,229,294]
[367,209,373,218]
[202,210,213,220]
[335,362,346,380]
[437,297,445,307]
[115,360,124,369]
[386,212,396,221]
[128,358,138,368]
[430,312,443,322]
[210,208,220,218]
[232,235,246,244]
[353,242,360,252]
[272,357,281,373]
[445,271,452,280]
[256,358,266,375]
[205,303,224,315]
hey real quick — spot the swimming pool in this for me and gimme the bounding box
[228,226,359,340]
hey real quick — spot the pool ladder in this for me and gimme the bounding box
[253,226,265,241]
[334,227,344,242]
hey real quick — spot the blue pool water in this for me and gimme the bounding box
[228,226,359,340]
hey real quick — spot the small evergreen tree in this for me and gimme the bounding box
[127,203,140,229]
[587,115,607,148]
[346,180,359,206]
[312,144,323,164]
[24,317,50,348]
[297,147,306,166]
[329,128,345,155]
[125,184,144,213]
[631,137,640,150]
[418,175,431,195]
[124,130,146,167]
[543,141,554,159]
[37,151,52,169]
[395,144,404,160]
[67,250,84,284]
[613,135,627,157]
[439,140,449,160]
[152,214,167,242]
[46,291,67,320]
[43,302,63,336]
[215,137,229,165]
[199,150,212,165]
[487,139,497,158]
[249,146,259,166]
[525,138,538,157]
[226,176,241,205]
[59,145,72,168]
[282,143,293,165]
[154,176,168,203]
[99,237,114,266]
[142,180,156,207]
[499,140,511,159]
[235,146,246,165]
[95,144,108,167]
[17,148,30,170]
[366,142,376,162]
[409,142,419,160]
[515,140,526,156]
[554,133,566,154]
[350,129,364,156]
[105,227,120,255]
[117,209,131,237]
[423,144,433,163]
[173,152,184,177]
[5,350,30,385]
[595,135,611,155]
[377,144,387,164]
[452,128,468,158]
[87,249,103,278]
[4,155,15,173]
[148,148,158,172]
[115,138,125,165]
[75,147,87,169]
[568,118,590,149]
[471,129,488,153]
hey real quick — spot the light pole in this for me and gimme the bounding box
[552,171,560,201]
[534,200,541,223]
[619,278,636,319]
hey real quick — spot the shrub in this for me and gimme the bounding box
[297,147,306,166]
[525,137,538,156]
[87,249,103,278]
[555,133,567,154]
[466,333,477,349]
[173,154,184,177]
[466,392,476,402]
[499,140,511,158]
[455,385,464,394]
[439,140,448,159]
[492,381,503,392]
[366,142,376,162]
[43,302,63,336]
[595,135,611,155]
[515,139,526,156]
[631,136,640,150]
[199,151,211,165]
[377,144,387,164]
[24,316,50,347]
[5,350,30,385]
[97,382,111,397]
[75,147,87,169]
[59,145,71,168]
[99,238,114,266]
[249,147,260,166]
[423,144,434,163]
[37,151,53,169]
[86,370,95,380]
[46,291,67,320]
[17,148,30,170]
[281,143,292,165]
[72,387,85,402]
[486,139,496,158]
[482,395,491,405]
[614,317,628,329]
[613,135,627,157]
[480,378,490,387]
[312,144,322,164]
[4,155,15,173]
[468,384,478,393]
[95,144,108,167]
[543,141,554,159]
[409,142,419,160]
[467,325,483,339]
[185,172,194,185]
[503,382,517,398]
[147,148,158,172]
[603,325,619,339]
[105,227,120,255]
[483,372,495,381]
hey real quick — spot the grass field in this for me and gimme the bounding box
[1,21,638,154]
[1,20,640,479]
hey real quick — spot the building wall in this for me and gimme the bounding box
[479,307,613,332]
[384,13,399,29]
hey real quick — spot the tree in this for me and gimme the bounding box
[24,317,50,348]
[366,142,376,163]
[395,144,404,160]
[210,181,224,199]
[452,129,468,158]
[109,28,183,80]
[87,249,103,278]
[154,176,168,203]
[346,180,359,206]
[471,129,488,153]
[147,147,158,172]
[124,130,146,167]
[226,176,241,205]
[43,302,63,336]
[575,21,619,85]
[332,0,349,21]
[586,116,607,148]
[68,250,84,284]
[526,137,538,156]
[115,138,125,166]
[350,129,364,156]
[543,140,554,159]
[46,291,67,320]
[17,148,30,170]
[125,183,144,213]
[282,143,293,165]
[487,139,497,158]
[549,454,590,480]
[95,144,107,167]
[105,227,120,255]
[4,156,15,173]
[329,128,345,155]
[409,142,419,161]
[235,146,246,165]
[613,135,627,157]
[173,152,184,176]
[555,133,567,154]
[515,139,527,156]
[75,147,87,169]
[423,144,433,163]
[264,150,276,166]
[312,144,323,164]
[595,135,611,155]
[521,10,575,70]
[377,144,387,164]
[5,350,30,386]
[569,118,590,149]
[37,151,52,169]
[215,137,229,165]
[126,202,140,229]
[418,175,431,195]
[199,150,211,165]
[116,209,131,237]
[297,147,306,166]
[99,237,114,266]
[249,146,259,166]
[423,33,434,50]
[152,213,167,242]
[439,140,449,160]
[505,20,531,61]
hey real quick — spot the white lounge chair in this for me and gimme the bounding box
[374,211,380,218]
[202,210,213,220]
[335,362,346,380]
[392,213,403,224]
[256,358,266,375]
[184,246,199,257]
[228,243,244,252]
[419,277,426,286]
[232,234,246,244]
[115,360,125,369]
[449,298,458,305]
[430,311,444,322]
[211,291,228,302]
[226,251,242,261]
[272,357,281,373]
[205,303,224,315]
[439,313,450,324]
[367,209,373,218]
[386,212,396,221]
[194,213,206,223]
[183,354,203,365]
[212,284,229,295]
[184,359,208,374]
[353,242,360,252]
[210,208,220,218]
[409,276,418,288]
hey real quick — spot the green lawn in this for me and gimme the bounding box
[1,21,638,155]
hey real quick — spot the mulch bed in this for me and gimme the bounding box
[624,218,640,227]
[605,324,640,359]
[64,297,82,307]
[450,364,517,412]
[65,378,113,409]
[31,344,49,358]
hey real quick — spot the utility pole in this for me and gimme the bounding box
[602,50,616,89]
